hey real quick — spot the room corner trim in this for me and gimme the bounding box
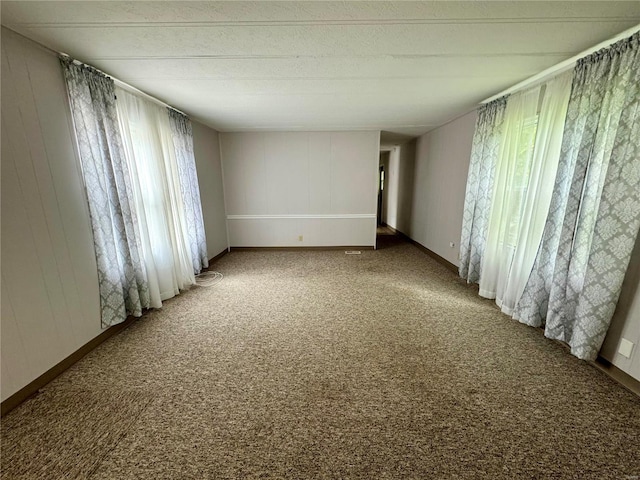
[1,248,231,417]
[594,357,640,397]
[1,315,138,417]
[229,245,375,252]
[391,228,459,274]
[226,214,377,220]
[207,248,228,265]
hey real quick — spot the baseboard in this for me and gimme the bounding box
[389,232,639,396]
[207,248,228,265]
[1,248,230,417]
[594,357,640,397]
[1,314,138,417]
[392,229,458,274]
[5,245,634,417]
[230,246,375,252]
[544,331,640,398]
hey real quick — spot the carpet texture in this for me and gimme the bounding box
[1,389,152,478]
[2,236,639,479]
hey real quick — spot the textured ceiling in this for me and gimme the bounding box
[3,1,640,138]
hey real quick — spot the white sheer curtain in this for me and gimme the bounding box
[479,72,572,314]
[115,87,195,305]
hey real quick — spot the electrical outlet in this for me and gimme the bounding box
[298,235,303,242]
[618,338,634,358]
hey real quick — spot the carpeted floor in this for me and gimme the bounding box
[2,235,639,479]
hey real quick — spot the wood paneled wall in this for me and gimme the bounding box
[1,27,103,401]
[220,131,380,247]
[1,28,230,401]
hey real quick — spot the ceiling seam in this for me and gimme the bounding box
[118,75,547,81]
[6,17,640,28]
[85,53,576,61]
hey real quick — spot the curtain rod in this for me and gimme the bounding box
[482,23,640,104]
[5,26,189,116]
[61,55,188,116]
[113,77,188,116]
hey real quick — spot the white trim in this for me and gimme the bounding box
[227,214,376,220]
[482,24,640,104]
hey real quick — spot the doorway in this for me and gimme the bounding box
[377,164,385,226]
[376,150,397,247]
[377,151,389,227]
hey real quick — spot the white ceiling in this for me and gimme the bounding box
[3,1,640,138]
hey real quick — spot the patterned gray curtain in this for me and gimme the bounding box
[459,96,508,283]
[514,33,640,360]
[60,58,150,328]
[167,109,208,274]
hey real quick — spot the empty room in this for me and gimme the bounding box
[2,1,640,478]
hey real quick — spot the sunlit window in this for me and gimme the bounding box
[505,115,539,247]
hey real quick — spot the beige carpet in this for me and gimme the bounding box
[2,236,639,479]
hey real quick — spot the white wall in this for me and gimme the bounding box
[1,27,103,401]
[0,28,228,401]
[601,236,640,380]
[395,139,417,235]
[381,144,411,231]
[192,121,228,258]
[379,151,389,225]
[408,111,477,265]
[220,131,380,247]
[384,148,399,229]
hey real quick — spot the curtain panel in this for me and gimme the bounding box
[115,88,196,305]
[514,32,640,360]
[167,109,209,274]
[479,73,573,314]
[60,58,150,328]
[459,96,508,283]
